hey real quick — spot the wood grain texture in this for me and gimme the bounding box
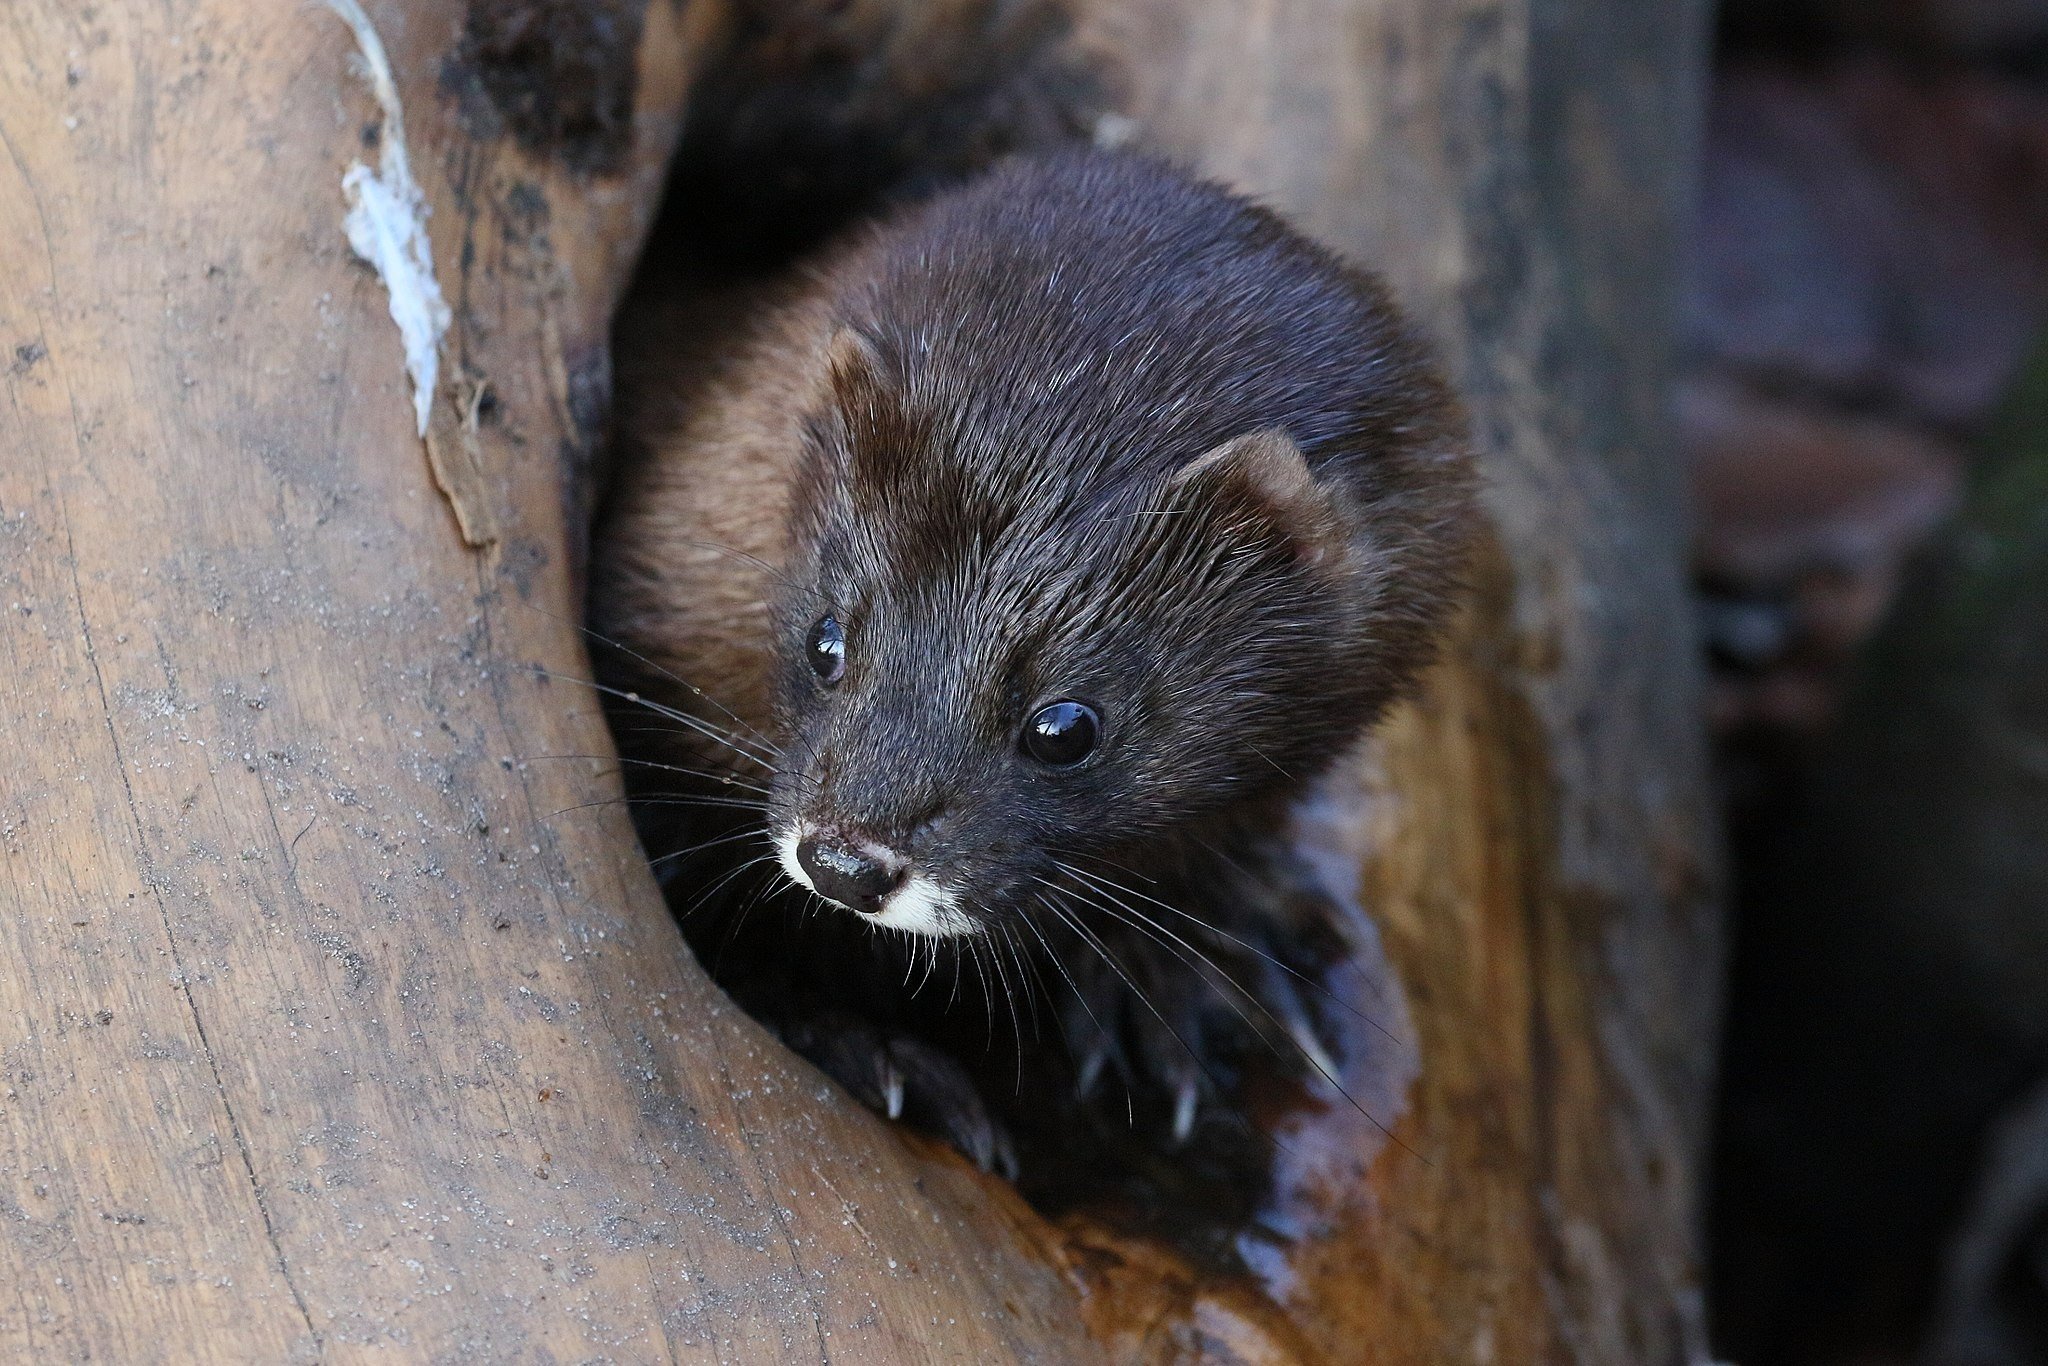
[0,2,1095,1359]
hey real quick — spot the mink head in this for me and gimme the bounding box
[764,151,1474,936]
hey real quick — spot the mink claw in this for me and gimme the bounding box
[883,1036,1020,1181]
[774,1011,1022,1177]
[1288,1016,1342,1088]
[973,1121,1022,1184]
[1061,981,1129,1101]
[771,1009,898,1114]
[1257,959,1343,1084]
[1074,1041,1111,1099]
[1171,1079,1199,1146]
[880,1057,906,1121]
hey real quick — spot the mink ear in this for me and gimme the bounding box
[824,325,886,388]
[821,324,929,490]
[823,325,895,424]
[1167,428,1348,569]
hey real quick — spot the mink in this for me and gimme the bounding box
[592,147,1473,1194]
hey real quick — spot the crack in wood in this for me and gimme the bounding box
[54,503,323,1355]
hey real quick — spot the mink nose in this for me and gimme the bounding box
[796,836,904,914]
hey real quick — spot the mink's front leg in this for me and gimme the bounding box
[774,1007,1019,1180]
[1038,848,1349,1148]
[702,904,1023,1178]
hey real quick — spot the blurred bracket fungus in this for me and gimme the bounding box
[1829,330,2048,1044]
[1929,1074,2048,1366]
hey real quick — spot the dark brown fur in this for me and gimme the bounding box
[593,149,1472,1195]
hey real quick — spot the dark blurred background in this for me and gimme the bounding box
[1692,1,2048,1361]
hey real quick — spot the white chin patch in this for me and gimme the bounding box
[869,875,976,938]
[773,827,975,939]
[775,827,813,893]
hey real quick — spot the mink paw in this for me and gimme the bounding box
[777,1010,1019,1180]
[1058,951,1217,1146]
[1058,906,1342,1147]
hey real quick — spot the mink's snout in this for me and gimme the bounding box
[795,832,906,914]
[777,813,980,937]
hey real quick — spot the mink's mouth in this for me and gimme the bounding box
[773,825,979,937]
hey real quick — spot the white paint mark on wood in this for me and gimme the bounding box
[324,0,450,438]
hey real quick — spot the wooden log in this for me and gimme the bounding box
[0,0,1718,1360]
[0,2,1093,1359]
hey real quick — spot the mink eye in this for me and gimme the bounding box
[806,613,846,685]
[1022,700,1100,767]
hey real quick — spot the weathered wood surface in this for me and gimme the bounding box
[0,0,1718,1361]
[0,2,1094,1360]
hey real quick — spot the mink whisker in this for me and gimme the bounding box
[968,937,999,1060]
[517,600,781,754]
[519,752,776,797]
[712,871,781,971]
[1053,868,1281,1052]
[531,667,779,770]
[649,824,775,868]
[1054,870,1339,1114]
[1076,856,1401,1047]
[984,925,1026,1093]
[674,536,825,607]
[920,933,945,997]
[1021,897,1116,1093]
[550,793,768,819]
[1060,863,1412,1153]
[1039,891,1227,1131]
[1046,883,1373,1162]
[1004,924,1046,1045]
[599,706,777,770]
[686,851,778,921]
